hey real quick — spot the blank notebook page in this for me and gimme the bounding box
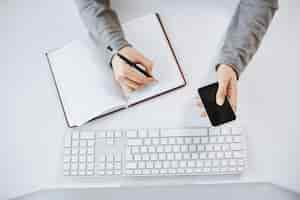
[124,14,185,105]
[47,38,125,126]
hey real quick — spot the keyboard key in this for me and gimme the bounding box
[128,139,143,146]
[232,127,242,135]
[233,136,241,143]
[142,154,150,161]
[96,131,106,138]
[231,143,242,151]
[148,146,155,153]
[175,153,182,160]
[225,136,233,143]
[199,152,207,159]
[157,146,164,153]
[73,131,80,140]
[138,161,145,169]
[160,138,168,145]
[169,137,176,144]
[87,140,95,146]
[154,161,162,169]
[167,153,174,160]
[217,136,225,143]
[115,162,121,169]
[127,130,137,138]
[188,161,195,167]
[193,137,201,144]
[138,129,148,137]
[64,133,72,147]
[64,163,70,170]
[201,137,208,144]
[184,137,192,144]
[205,144,213,151]
[208,152,216,159]
[189,145,197,152]
[225,152,232,158]
[144,138,152,145]
[183,153,190,160]
[163,161,170,168]
[181,145,188,152]
[217,152,224,159]
[196,160,204,167]
[106,131,114,138]
[126,162,137,169]
[132,147,139,153]
[171,161,178,168]
[173,145,180,152]
[148,129,160,137]
[233,152,243,158]
[115,131,122,138]
[152,138,159,145]
[158,153,166,160]
[141,146,147,153]
[165,145,172,152]
[176,137,184,144]
[221,127,231,135]
[80,131,94,139]
[126,170,134,175]
[180,161,187,168]
[64,148,71,155]
[191,153,198,160]
[209,136,217,143]
[197,145,205,151]
[209,127,220,136]
[134,154,141,161]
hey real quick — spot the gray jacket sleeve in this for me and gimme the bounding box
[215,0,279,78]
[75,0,130,65]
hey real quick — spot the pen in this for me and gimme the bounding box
[117,53,152,78]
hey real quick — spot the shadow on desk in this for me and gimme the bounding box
[14,182,300,200]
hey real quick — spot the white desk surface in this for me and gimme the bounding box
[1,0,299,199]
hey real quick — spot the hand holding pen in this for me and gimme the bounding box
[111,46,156,95]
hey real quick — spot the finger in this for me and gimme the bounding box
[196,98,204,108]
[125,66,154,84]
[119,82,132,96]
[120,77,141,90]
[216,80,228,106]
[228,81,238,112]
[200,111,208,117]
[135,53,153,74]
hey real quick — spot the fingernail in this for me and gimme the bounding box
[216,97,224,106]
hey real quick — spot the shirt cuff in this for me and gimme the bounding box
[106,37,131,67]
[214,55,245,80]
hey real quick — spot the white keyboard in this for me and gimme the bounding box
[63,125,247,177]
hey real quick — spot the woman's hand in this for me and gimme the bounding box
[197,64,238,117]
[112,47,155,95]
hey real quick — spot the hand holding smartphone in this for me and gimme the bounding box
[198,82,236,126]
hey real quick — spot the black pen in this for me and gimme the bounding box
[117,53,152,78]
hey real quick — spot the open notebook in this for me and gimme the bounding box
[46,13,186,127]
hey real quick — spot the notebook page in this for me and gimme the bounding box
[47,37,125,126]
[123,14,185,105]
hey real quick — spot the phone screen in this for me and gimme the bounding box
[198,82,236,126]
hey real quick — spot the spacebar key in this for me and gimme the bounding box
[161,128,208,137]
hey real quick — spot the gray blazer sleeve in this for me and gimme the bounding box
[215,0,279,78]
[75,0,130,65]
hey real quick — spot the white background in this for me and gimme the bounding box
[0,0,299,199]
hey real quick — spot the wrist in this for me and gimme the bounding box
[217,64,239,80]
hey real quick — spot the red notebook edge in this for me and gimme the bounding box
[45,13,187,128]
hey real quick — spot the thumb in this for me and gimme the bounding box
[216,80,228,106]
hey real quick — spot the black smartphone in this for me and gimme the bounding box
[198,82,236,126]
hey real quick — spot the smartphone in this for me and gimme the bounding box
[198,82,236,126]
